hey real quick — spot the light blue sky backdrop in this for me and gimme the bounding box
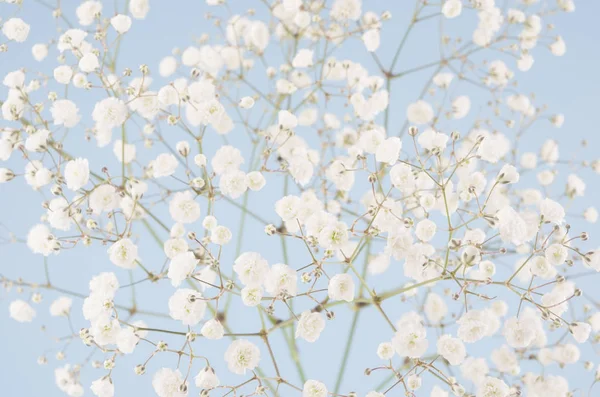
[1,1,600,396]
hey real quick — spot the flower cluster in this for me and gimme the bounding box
[2,0,599,397]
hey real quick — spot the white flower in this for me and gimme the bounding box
[566,173,585,197]
[477,133,510,163]
[64,158,90,191]
[295,311,326,342]
[210,225,232,245]
[545,243,568,266]
[437,334,466,365]
[55,365,84,396]
[318,221,349,249]
[418,128,448,152]
[76,1,102,26]
[330,0,362,21]
[570,322,592,343]
[27,224,59,256]
[241,286,263,306]
[24,160,52,189]
[113,140,136,164]
[476,377,509,397]
[424,292,448,323]
[152,153,178,178]
[54,65,74,84]
[195,367,220,389]
[433,72,454,88]
[211,145,244,175]
[79,53,99,72]
[496,206,528,246]
[108,238,138,269]
[89,272,119,299]
[407,100,434,124]
[292,49,314,68]
[275,195,302,221]
[407,374,422,390]
[362,29,380,52]
[2,18,30,42]
[50,297,72,317]
[442,0,462,19]
[537,199,564,226]
[90,184,120,213]
[375,137,401,165]
[32,43,48,61]
[529,256,556,279]
[461,357,489,383]
[392,324,428,358]
[265,263,297,297]
[246,171,266,191]
[224,339,260,374]
[163,238,188,259]
[169,191,201,224]
[327,274,355,302]
[93,98,128,129]
[90,377,114,397]
[503,316,536,348]
[219,170,248,199]
[377,342,395,360]
[152,368,188,397]
[415,219,437,242]
[51,99,81,127]
[239,96,255,109]
[302,380,328,397]
[201,319,225,340]
[90,317,121,346]
[497,164,519,184]
[116,326,139,354]
[234,252,269,287]
[452,95,470,119]
[130,0,150,19]
[550,36,566,56]
[111,14,132,33]
[431,386,449,397]
[169,288,206,325]
[584,207,598,223]
[9,299,36,322]
[167,252,198,287]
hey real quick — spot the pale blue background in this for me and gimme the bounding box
[1,1,600,396]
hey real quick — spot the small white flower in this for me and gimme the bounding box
[265,263,297,297]
[327,274,355,302]
[107,239,138,269]
[239,96,255,109]
[152,368,188,397]
[167,252,198,287]
[9,299,36,322]
[169,288,206,326]
[50,297,72,317]
[437,334,466,365]
[169,191,201,224]
[224,339,260,375]
[201,319,225,340]
[377,342,395,360]
[90,377,114,397]
[302,380,328,397]
[194,367,219,389]
[292,49,314,68]
[2,18,30,42]
[111,14,132,34]
[295,311,326,342]
[210,225,232,245]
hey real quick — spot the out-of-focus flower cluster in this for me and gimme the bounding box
[2,0,599,396]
